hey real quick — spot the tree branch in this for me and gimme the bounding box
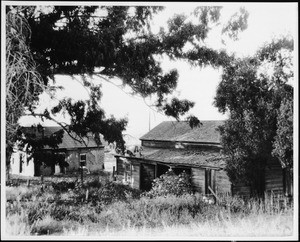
[25,113,88,147]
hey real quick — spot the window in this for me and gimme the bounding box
[80,154,86,167]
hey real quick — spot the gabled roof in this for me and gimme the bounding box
[140,120,224,144]
[21,126,102,149]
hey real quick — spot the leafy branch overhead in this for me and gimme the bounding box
[6,5,249,155]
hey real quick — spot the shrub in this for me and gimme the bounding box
[144,170,192,198]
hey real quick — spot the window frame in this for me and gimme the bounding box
[80,153,87,167]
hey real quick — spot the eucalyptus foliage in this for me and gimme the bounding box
[214,37,294,195]
[6,5,249,161]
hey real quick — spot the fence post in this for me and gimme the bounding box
[40,175,44,192]
[112,166,116,181]
[27,179,30,187]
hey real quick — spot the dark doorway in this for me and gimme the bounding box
[157,164,169,178]
[140,163,155,191]
[173,167,191,176]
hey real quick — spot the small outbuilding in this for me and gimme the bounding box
[10,126,105,177]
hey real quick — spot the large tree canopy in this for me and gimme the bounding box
[214,37,294,196]
[6,5,249,157]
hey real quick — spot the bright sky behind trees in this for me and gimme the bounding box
[18,2,297,145]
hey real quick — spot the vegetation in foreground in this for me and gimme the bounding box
[5,173,294,237]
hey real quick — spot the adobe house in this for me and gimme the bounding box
[10,126,105,177]
[115,120,232,196]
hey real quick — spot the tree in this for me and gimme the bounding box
[5,6,44,165]
[6,5,249,161]
[214,37,294,196]
[272,97,293,170]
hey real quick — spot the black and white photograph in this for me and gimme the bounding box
[1,1,298,240]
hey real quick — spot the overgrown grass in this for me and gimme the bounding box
[5,177,294,237]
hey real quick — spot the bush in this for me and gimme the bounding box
[144,170,192,198]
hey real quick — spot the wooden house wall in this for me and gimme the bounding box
[116,157,125,181]
[116,158,140,189]
[215,169,232,195]
[191,168,232,195]
[140,163,155,191]
[232,183,251,198]
[130,161,140,189]
[265,163,284,195]
[191,168,205,193]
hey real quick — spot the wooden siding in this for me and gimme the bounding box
[191,168,205,193]
[215,170,231,195]
[116,157,125,181]
[191,168,231,195]
[116,158,141,190]
[265,164,284,194]
[232,183,251,198]
[131,161,140,190]
[140,163,155,191]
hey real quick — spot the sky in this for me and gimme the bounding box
[17,2,298,145]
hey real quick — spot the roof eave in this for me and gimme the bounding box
[114,154,224,170]
[43,145,104,151]
[140,139,221,145]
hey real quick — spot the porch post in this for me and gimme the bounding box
[154,163,158,178]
